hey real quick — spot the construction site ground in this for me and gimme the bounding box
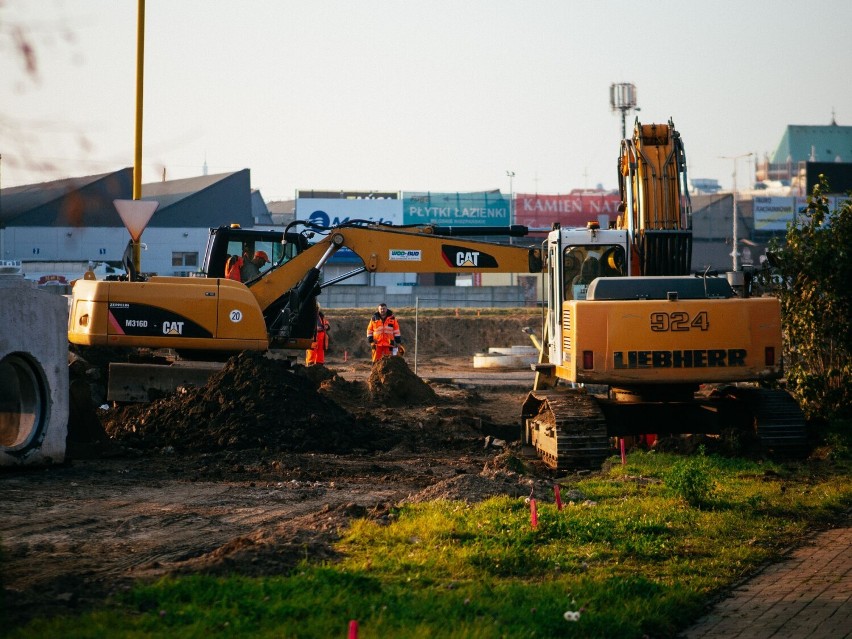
[1,310,553,628]
[3,309,848,636]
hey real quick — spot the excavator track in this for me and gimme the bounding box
[752,389,808,455]
[522,389,611,471]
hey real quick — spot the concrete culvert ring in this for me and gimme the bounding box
[0,352,47,455]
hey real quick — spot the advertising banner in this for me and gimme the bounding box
[403,191,510,226]
[753,197,805,231]
[754,195,845,231]
[295,198,403,226]
[295,199,403,263]
[514,192,622,230]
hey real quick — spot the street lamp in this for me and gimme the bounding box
[720,153,753,271]
[506,170,515,223]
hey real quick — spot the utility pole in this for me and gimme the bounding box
[506,170,515,247]
[506,170,515,222]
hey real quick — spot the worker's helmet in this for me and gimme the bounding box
[254,250,270,263]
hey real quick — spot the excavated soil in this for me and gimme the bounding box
[2,312,563,628]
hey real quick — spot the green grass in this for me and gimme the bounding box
[6,451,851,639]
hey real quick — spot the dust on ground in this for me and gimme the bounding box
[2,332,556,629]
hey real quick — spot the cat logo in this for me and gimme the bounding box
[441,245,499,268]
[162,321,185,335]
[455,251,480,267]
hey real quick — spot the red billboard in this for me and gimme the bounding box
[514,191,622,231]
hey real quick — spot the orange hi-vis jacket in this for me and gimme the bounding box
[366,311,401,347]
[225,256,243,281]
[306,313,330,365]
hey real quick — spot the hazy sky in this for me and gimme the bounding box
[2,0,850,201]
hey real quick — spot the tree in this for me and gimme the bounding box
[759,177,852,420]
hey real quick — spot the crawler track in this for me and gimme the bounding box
[753,388,809,455]
[522,385,809,471]
[522,389,611,471]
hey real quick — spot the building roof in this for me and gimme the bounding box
[1,168,256,229]
[0,169,133,225]
[772,123,852,164]
[142,169,255,228]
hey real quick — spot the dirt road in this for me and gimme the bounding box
[1,354,550,628]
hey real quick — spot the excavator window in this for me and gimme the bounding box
[563,244,626,301]
[205,226,308,278]
[225,240,286,277]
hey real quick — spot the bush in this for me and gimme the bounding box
[664,450,716,507]
[757,177,852,420]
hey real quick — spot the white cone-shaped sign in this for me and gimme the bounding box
[114,199,159,242]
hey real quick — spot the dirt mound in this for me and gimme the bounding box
[102,352,369,454]
[367,356,437,406]
[405,469,553,504]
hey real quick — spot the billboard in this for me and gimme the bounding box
[754,195,848,231]
[514,191,622,230]
[403,191,510,226]
[294,199,403,263]
[753,197,808,231]
[295,198,403,227]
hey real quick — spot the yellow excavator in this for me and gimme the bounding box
[68,221,544,399]
[521,119,806,469]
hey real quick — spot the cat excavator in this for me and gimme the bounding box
[68,221,543,400]
[521,119,807,470]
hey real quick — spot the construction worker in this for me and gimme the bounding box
[305,308,330,366]
[240,250,269,282]
[225,255,243,281]
[366,302,401,362]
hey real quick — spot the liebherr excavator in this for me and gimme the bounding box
[522,119,807,470]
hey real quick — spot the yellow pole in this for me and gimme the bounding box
[132,0,146,272]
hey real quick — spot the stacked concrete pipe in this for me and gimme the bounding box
[0,262,69,466]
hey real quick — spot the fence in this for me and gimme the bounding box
[318,285,540,310]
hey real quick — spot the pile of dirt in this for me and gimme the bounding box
[405,467,555,504]
[102,351,370,454]
[367,355,438,406]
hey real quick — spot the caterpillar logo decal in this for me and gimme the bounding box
[162,321,185,335]
[613,349,747,369]
[441,244,499,268]
[107,303,212,338]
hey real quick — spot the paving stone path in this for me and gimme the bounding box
[681,515,852,639]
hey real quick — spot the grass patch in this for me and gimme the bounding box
[7,452,851,639]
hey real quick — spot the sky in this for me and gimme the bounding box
[2,0,851,202]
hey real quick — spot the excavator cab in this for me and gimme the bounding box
[563,243,628,301]
[201,226,309,278]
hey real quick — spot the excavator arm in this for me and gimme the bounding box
[618,119,693,275]
[251,222,545,345]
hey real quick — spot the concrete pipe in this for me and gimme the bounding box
[473,345,538,369]
[0,264,69,466]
